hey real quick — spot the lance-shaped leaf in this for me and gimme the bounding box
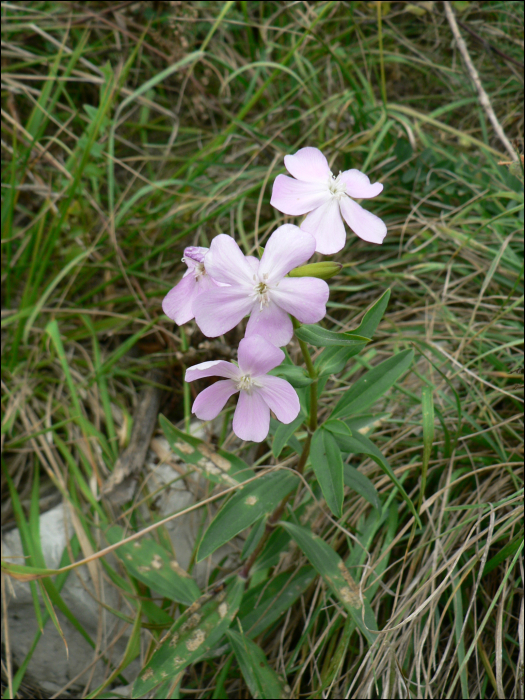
[323,418,352,439]
[132,576,245,699]
[335,431,421,528]
[303,289,391,372]
[351,288,391,338]
[106,525,200,605]
[295,324,370,348]
[315,344,367,377]
[197,470,299,561]
[280,522,377,644]
[239,566,315,637]
[272,412,305,458]
[331,349,414,419]
[344,412,390,435]
[227,629,285,699]
[251,528,291,574]
[159,414,254,486]
[310,427,344,518]
[269,363,314,388]
[343,465,381,512]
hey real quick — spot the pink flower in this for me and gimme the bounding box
[162,246,219,325]
[270,147,387,254]
[193,225,329,347]
[185,335,300,442]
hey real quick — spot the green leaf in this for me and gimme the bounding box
[323,419,353,438]
[280,522,377,644]
[315,344,367,377]
[272,412,305,458]
[419,385,435,510]
[343,465,381,512]
[301,289,391,369]
[335,431,421,528]
[344,413,390,435]
[331,349,414,419]
[314,290,392,378]
[295,324,370,347]
[482,533,524,577]
[241,517,266,560]
[352,288,391,339]
[159,414,254,486]
[311,428,344,518]
[106,526,200,605]
[227,629,285,699]
[238,567,315,637]
[251,529,292,574]
[269,364,314,388]
[132,576,245,699]
[197,471,299,561]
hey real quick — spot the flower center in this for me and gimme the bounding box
[182,258,206,280]
[251,274,271,310]
[236,374,260,394]
[193,262,206,279]
[328,173,346,200]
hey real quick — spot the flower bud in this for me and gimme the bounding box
[288,261,342,280]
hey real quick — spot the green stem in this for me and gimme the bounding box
[293,317,318,433]
[240,321,318,580]
[179,327,191,433]
[239,432,312,580]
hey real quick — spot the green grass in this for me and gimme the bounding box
[1,1,523,698]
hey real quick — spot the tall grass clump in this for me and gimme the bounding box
[1,1,523,698]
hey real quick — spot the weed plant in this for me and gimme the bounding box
[1,1,523,698]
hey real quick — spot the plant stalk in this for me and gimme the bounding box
[240,321,317,579]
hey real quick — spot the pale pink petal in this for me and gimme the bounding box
[233,390,270,442]
[270,174,331,216]
[284,147,331,182]
[258,225,316,283]
[186,360,240,382]
[300,198,347,255]
[255,375,300,424]
[203,234,254,287]
[246,256,260,276]
[199,273,222,293]
[245,302,293,347]
[271,277,329,324]
[340,169,383,199]
[162,274,198,325]
[339,196,387,244]
[237,335,285,376]
[192,380,238,421]
[194,286,254,337]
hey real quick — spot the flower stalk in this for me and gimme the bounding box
[240,322,317,580]
[293,317,318,433]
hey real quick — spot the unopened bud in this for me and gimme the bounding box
[288,262,342,280]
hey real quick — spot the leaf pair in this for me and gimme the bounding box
[310,347,415,520]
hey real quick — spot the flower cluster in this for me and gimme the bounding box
[163,147,386,441]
